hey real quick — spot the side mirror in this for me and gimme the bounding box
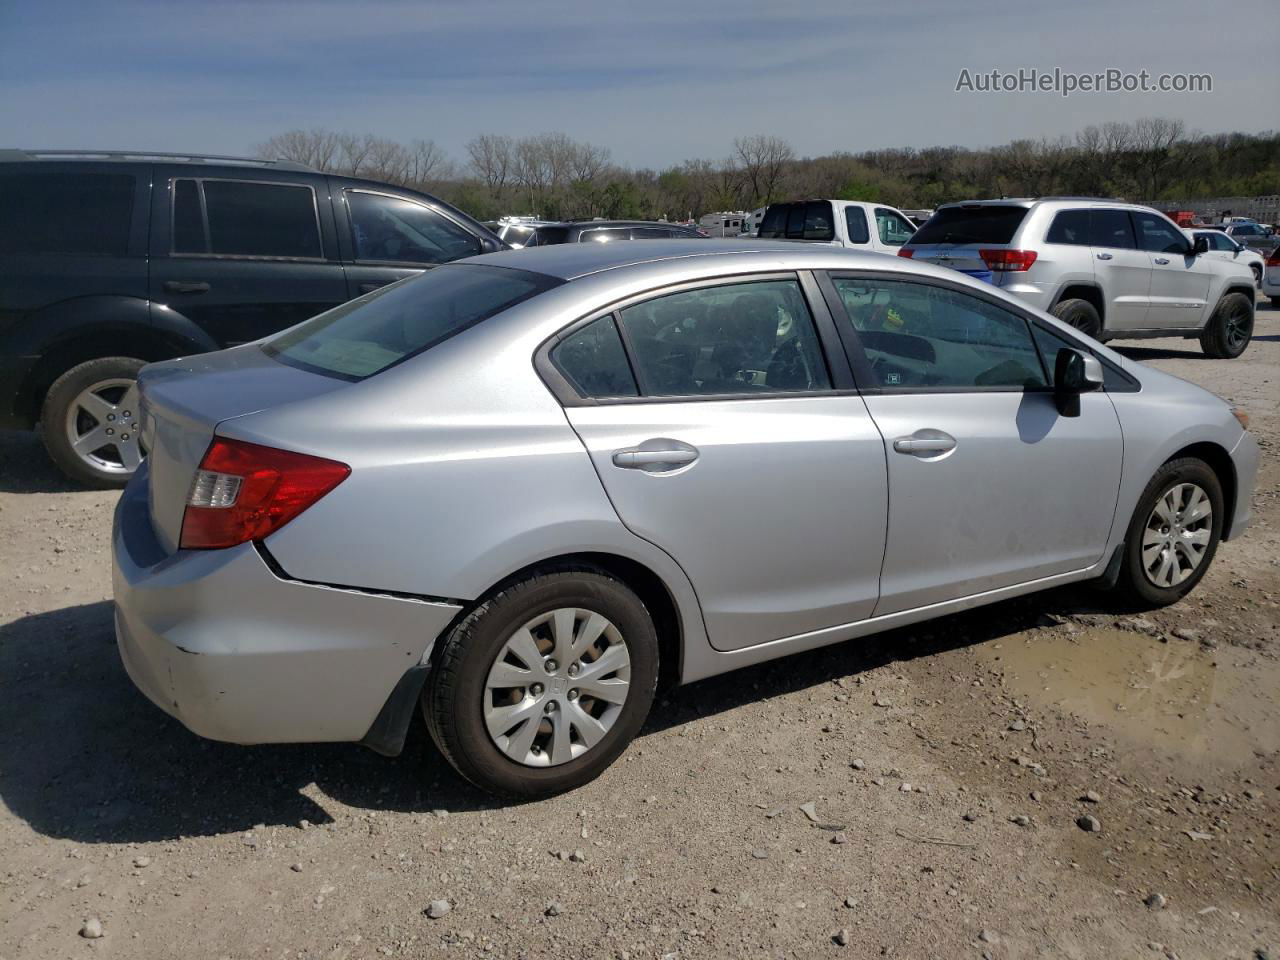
[1192,235,1210,255]
[1054,347,1104,417]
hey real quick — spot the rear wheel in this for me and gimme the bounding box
[1115,458,1223,607]
[1199,292,1253,358]
[40,357,148,488]
[1051,298,1102,339]
[424,567,659,798]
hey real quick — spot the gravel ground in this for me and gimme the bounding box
[2,303,1277,960]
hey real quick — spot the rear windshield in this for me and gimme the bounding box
[758,201,835,241]
[910,205,1029,245]
[263,264,561,380]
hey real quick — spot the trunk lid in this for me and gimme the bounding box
[139,345,348,554]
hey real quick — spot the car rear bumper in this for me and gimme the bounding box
[1225,429,1260,541]
[111,467,463,745]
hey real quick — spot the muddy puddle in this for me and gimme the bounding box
[978,628,1280,772]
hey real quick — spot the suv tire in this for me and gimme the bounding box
[1199,292,1253,358]
[41,356,147,489]
[424,567,659,798]
[1115,457,1223,608]
[1051,298,1102,339]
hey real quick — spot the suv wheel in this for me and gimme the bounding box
[1050,298,1102,339]
[1199,292,1253,359]
[1115,457,1223,608]
[41,357,148,488]
[424,567,659,798]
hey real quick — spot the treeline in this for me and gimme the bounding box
[256,119,1280,222]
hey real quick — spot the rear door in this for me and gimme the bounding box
[1132,210,1209,328]
[333,186,485,298]
[149,170,348,347]
[820,271,1122,615]
[549,274,887,652]
[1085,208,1150,330]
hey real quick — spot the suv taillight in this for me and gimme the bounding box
[179,438,350,550]
[1268,247,1280,266]
[980,248,1038,271]
[896,248,915,258]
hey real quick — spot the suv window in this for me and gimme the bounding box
[347,190,481,264]
[173,179,322,258]
[1132,212,1189,254]
[0,171,135,257]
[632,227,672,239]
[830,277,1046,390]
[875,208,915,245]
[580,228,630,243]
[526,226,570,246]
[614,279,831,397]
[1088,209,1136,249]
[264,264,560,380]
[1046,209,1090,245]
[552,317,639,398]
[909,205,1028,245]
[844,206,870,244]
[759,201,835,241]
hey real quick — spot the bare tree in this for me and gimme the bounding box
[1129,117,1187,198]
[255,129,342,171]
[733,134,794,207]
[466,134,515,199]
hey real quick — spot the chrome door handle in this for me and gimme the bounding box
[1153,257,1170,265]
[892,433,957,455]
[611,441,699,472]
[1096,252,1113,261]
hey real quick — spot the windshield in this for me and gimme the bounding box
[263,264,562,380]
[910,205,1029,245]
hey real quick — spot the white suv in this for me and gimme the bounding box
[900,199,1257,358]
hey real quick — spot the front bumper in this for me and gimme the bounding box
[1226,429,1261,541]
[112,469,463,745]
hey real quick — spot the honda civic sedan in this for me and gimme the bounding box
[113,240,1259,798]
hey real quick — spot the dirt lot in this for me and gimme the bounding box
[2,305,1277,960]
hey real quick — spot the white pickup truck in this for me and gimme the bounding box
[757,199,918,252]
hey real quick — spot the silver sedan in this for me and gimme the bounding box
[113,240,1259,797]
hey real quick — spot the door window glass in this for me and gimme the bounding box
[831,278,1046,390]
[844,206,870,244]
[347,191,480,264]
[1087,209,1136,249]
[0,171,134,256]
[615,279,831,396]
[632,227,672,239]
[875,208,915,245]
[172,178,206,253]
[1132,212,1188,254]
[552,317,639,398]
[580,228,630,243]
[199,180,321,258]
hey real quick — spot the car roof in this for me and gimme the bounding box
[464,238,931,281]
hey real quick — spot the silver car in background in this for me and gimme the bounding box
[113,241,1259,798]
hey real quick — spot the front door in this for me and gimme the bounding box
[553,275,888,651]
[822,272,1123,615]
[1133,210,1210,329]
[148,170,348,347]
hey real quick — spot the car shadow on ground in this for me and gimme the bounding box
[0,429,83,495]
[0,586,1118,844]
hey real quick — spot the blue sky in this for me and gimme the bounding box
[1,0,1275,169]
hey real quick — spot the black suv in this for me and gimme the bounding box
[0,150,503,486]
[521,219,706,245]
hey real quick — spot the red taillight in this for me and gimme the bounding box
[179,438,350,550]
[1268,247,1280,266]
[980,248,1039,271]
[897,248,915,258]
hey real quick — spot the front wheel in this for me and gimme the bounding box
[1115,458,1223,608]
[424,567,659,798]
[1199,292,1253,359]
[40,357,148,488]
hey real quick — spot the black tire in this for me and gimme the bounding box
[1199,292,1254,359]
[1114,457,1223,608]
[1051,298,1102,339]
[40,356,147,489]
[424,567,659,799]
[1271,296,1280,309]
